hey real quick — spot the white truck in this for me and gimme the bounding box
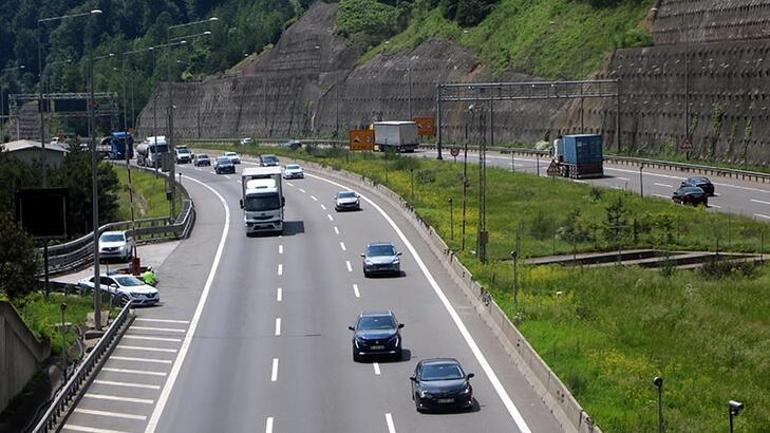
[136,136,168,168]
[374,121,419,152]
[240,166,285,235]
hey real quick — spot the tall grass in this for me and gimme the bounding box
[114,166,181,220]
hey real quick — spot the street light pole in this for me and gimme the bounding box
[653,377,664,433]
[728,400,744,433]
[1,65,25,142]
[87,10,104,330]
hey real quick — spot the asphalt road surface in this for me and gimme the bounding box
[419,148,770,221]
[61,155,563,433]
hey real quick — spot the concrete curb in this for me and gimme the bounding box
[297,160,602,433]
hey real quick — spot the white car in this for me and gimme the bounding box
[175,147,192,163]
[335,191,361,211]
[240,137,254,145]
[224,151,241,164]
[282,164,304,179]
[99,231,134,262]
[78,274,159,306]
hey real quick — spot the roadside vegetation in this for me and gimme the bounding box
[349,0,653,78]
[114,165,181,221]
[196,143,770,431]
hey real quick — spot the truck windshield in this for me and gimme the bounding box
[244,194,281,211]
[151,144,169,153]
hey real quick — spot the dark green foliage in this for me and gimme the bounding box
[336,0,401,48]
[0,212,39,299]
[440,0,498,26]
[699,258,759,280]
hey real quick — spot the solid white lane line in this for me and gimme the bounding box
[224,175,231,180]
[346,260,352,272]
[385,413,396,433]
[286,182,294,187]
[321,204,327,210]
[353,284,360,298]
[616,177,630,181]
[334,226,340,235]
[276,288,282,302]
[279,244,284,254]
[102,368,166,377]
[275,318,282,336]
[754,213,770,220]
[373,362,381,375]
[74,408,147,421]
[654,183,673,188]
[116,345,177,353]
[653,193,670,199]
[131,326,186,333]
[265,417,274,433]
[146,175,231,433]
[94,380,160,390]
[710,204,722,209]
[123,335,181,343]
[327,214,334,222]
[751,198,770,206]
[298,188,306,193]
[278,264,283,276]
[311,195,318,201]
[306,172,533,433]
[135,318,189,324]
[84,393,153,404]
[111,356,172,365]
[63,424,130,433]
[340,242,347,251]
[271,358,279,382]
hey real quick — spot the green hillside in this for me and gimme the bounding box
[344,0,653,78]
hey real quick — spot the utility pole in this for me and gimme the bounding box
[436,83,443,160]
[87,15,102,330]
[477,106,488,263]
[408,65,412,120]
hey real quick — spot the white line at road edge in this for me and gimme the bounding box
[385,413,396,433]
[145,174,231,433]
[305,172,532,433]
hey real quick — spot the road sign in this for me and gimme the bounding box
[680,136,693,151]
[449,147,460,157]
[546,160,561,177]
[349,129,375,151]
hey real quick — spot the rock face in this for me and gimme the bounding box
[136,2,566,146]
[137,0,770,163]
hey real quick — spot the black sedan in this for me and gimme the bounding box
[681,176,715,196]
[361,242,401,277]
[349,311,404,362]
[672,186,708,206]
[410,358,475,412]
[214,156,235,174]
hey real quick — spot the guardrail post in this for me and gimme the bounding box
[639,164,644,198]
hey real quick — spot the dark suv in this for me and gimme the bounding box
[260,154,279,167]
[681,176,714,196]
[349,311,404,362]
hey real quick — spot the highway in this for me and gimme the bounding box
[61,155,564,433]
[419,149,770,221]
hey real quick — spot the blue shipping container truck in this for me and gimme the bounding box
[554,134,604,179]
[109,131,133,160]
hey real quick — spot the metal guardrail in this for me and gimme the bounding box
[38,165,196,276]
[30,300,133,433]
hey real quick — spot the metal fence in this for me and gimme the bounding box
[30,300,133,433]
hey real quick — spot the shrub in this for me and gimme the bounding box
[0,212,39,299]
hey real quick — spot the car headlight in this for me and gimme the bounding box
[364,259,373,265]
[460,386,471,395]
[419,391,432,398]
[393,258,400,264]
[129,292,142,297]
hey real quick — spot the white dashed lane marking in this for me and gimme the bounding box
[346,261,352,273]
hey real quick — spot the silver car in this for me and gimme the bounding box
[99,231,134,262]
[224,151,241,164]
[78,274,160,306]
[361,242,402,277]
[335,191,360,211]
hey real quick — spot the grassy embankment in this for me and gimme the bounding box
[360,0,653,79]
[114,165,182,221]
[196,143,770,432]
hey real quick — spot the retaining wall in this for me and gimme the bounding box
[0,301,51,414]
[653,0,770,45]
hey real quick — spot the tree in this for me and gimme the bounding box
[0,212,39,299]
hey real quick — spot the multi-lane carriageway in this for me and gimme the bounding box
[60,149,770,433]
[60,154,564,433]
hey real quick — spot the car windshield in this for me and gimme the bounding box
[338,192,357,199]
[286,165,300,170]
[198,155,209,159]
[217,157,230,164]
[114,276,144,287]
[225,152,237,156]
[244,194,281,211]
[262,156,278,164]
[358,315,396,330]
[367,245,396,256]
[150,144,168,153]
[691,177,709,183]
[681,187,703,194]
[100,234,125,242]
[421,363,464,381]
[178,149,190,154]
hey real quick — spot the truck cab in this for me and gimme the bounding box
[240,166,284,235]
